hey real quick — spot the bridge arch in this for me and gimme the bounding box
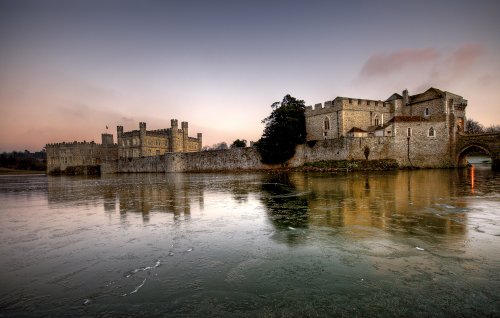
[456,143,493,167]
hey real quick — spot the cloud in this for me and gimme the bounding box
[359,48,439,77]
[430,44,485,84]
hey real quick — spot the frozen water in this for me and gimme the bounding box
[0,169,499,316]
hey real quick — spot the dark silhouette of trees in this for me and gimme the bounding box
[230,139,247,148]
[0,150,46,171]
[465,119,484,134]
[255,94,306,164]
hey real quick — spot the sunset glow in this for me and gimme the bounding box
[1,0,499,151]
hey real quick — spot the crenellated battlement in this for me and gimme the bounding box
[46,140,98,147]
[306,97,389,115]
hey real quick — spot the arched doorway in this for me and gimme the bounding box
[457,144,493,168]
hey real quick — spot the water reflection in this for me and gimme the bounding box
[44,168,498,242]
[254,172,474,248]
[3,169,499,316]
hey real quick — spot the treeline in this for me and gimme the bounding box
[465,119,500,134]
[201,139,249,151]
[0,150,47,171]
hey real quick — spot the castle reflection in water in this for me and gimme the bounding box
[44,168,485,244]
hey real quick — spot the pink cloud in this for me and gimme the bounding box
[450,44,484,69]
[431,44,485,83]
[360,48,439,77]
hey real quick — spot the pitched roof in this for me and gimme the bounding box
[385,93,402,102]
[348,127,367,133]
[366,125,383,132]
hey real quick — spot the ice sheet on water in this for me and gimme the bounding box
[124,259,161,278]
[122,278,147,297]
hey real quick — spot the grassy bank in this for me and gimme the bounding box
[303,159,399,171]
[0,167,46,175]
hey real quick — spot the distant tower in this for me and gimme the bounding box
[197,133,203,152]
[139,122,146,156]
[117,126,124,157]
[170,119,179,152]
[181,121,188,152]
[101,133,114,146]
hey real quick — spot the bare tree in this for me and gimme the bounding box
[485,124,500,132]
[212,142,228,150]
[465,119,484,134]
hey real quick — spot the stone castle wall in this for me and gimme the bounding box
[46,140,118,174]
[105,126,456,174]
[105,147,279,173]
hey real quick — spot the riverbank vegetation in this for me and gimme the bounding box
[303,159,399,171]
[0,150,46,173]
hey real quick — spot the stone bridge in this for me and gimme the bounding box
[456,132,500,169]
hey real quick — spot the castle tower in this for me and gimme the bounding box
[101,133,114,146]
[117,126,123,157]
[170,119,179,152]
[139,122,146,156]
[117,126,123,138]
[197,133,203,152]
[181,121,188,152]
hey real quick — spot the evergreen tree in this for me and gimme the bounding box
[255,95,306,164]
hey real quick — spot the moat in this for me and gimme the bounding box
[0,163,499,316]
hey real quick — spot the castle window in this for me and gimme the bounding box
[407,128,412,137]
[428,127,435,137]
[374,116,380,126]
[324,117,330,130]
[424,108,430,116]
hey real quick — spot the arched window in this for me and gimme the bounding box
[324,117,330,130]
[374,116,380,126]
[428,127,435,137]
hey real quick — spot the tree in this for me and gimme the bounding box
[212,142,228,150]
[465,119,484,134]
[485,124,500,132]
[230,139,247,148]
[255,94,306,164]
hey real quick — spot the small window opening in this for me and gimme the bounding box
[324,117,330,130]
[428,127,435,137]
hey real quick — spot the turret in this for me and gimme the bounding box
[101,133,114,146]
[117,126,123,138]
[170,119,179,152]
[181,121,188,152]
[171,119,178,129]
[139,122,146,156]
[197,133,203,152]
[402,89,409,106]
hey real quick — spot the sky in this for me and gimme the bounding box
[1,0,499,152]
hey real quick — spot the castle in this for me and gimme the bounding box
[305,87,466,140]
[303,87,467,167]
[117,120,202,158]
[46,87,487,174]
[46,119,202,174]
